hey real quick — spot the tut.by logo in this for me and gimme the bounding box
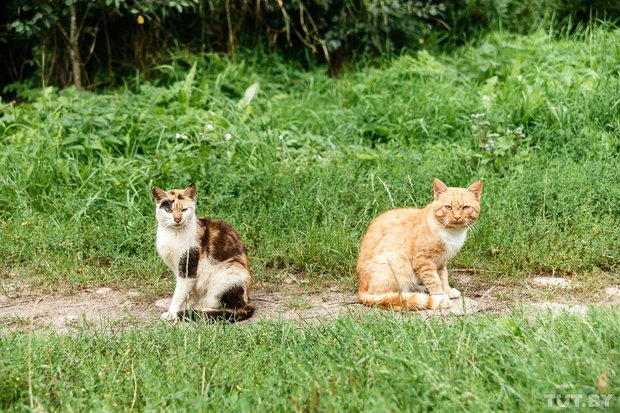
[546,394,614,408]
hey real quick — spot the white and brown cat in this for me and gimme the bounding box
[152,183,254,321]
[357,178,482,310]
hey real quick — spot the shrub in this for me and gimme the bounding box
[2,0,620,91]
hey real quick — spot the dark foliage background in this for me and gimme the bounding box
[1,0,619,93]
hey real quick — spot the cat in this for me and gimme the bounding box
[356,178,482,310]
[152,183,255,322]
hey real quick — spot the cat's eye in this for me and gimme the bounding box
[444,205,452,211]
[164,207,172,213]
[182,208,188,212]
[462,205,471,211]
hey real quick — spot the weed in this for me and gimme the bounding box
[283,296,312,310]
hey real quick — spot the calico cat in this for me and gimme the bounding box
[152,183,254,322]
[357,178,482,310]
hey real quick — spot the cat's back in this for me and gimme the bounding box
[365,208,422,233]
[359,208,423,252]
[197,217,249,269]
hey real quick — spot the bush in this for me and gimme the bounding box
[2,0,620,92]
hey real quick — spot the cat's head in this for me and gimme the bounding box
[151,183,197,228]
[431,178,482,229]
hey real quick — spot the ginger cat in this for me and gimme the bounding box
[152,183,254,322]
[357,178,482,310]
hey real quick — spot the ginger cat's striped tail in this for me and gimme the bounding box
[358,291,450,310]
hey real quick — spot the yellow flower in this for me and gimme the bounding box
[137,15,144,25]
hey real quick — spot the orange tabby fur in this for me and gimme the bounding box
[357,178,482,310]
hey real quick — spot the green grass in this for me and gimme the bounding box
[1,27,620,411]
[0,30,620,291]
[2,28,620,295]
[1,308,618,412]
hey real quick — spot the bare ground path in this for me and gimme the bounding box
[2,275,620,333]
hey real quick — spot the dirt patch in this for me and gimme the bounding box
[0,289,157,333]
[1,276,619,333]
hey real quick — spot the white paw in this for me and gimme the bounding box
[161,311,177,322]
[448,288,461,299]
[431,294,452,310]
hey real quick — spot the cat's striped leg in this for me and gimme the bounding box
[415,263,451,309]
[439,266,461,299]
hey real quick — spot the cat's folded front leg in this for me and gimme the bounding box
[162,276,196,321]
[438,266,461,299]
[447,288,461,299]
[416,263,451,309]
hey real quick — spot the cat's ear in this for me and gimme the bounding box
[433,178,448,200]
[467,180,483,201]
[152,186,167,202]
[183,183,196,200]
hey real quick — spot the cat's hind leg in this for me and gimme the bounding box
[193,265,254,322]
[191,285,254,322]
[363,253,416,293]
[359,253,450,310]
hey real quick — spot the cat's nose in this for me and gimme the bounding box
[454,216,462,222]
[174,217,182,223]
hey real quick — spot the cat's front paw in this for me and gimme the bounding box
[430,294,452,310]
[448,288,461,299]
[161,311,178,322]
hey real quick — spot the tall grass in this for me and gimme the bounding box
[0,28,619,293]
[1,309,618,411]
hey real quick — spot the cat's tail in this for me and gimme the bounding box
[179,303,255,322]
[358,291,450,311]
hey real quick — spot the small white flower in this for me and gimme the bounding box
[470,113,486,119]
[487,132,500,138]
[278,134,284,140]
[225,133,232,141]
[206,124,214,131]
[175,132,181,139]
[514,126,525,137]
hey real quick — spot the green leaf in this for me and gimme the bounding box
[178,62,197,104]
[237,82,260,110]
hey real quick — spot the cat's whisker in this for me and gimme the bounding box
[160,222,175,230]
[465,220,480,235]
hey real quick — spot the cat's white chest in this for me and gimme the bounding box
[156,226,197,273]
[438,228,467,260]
